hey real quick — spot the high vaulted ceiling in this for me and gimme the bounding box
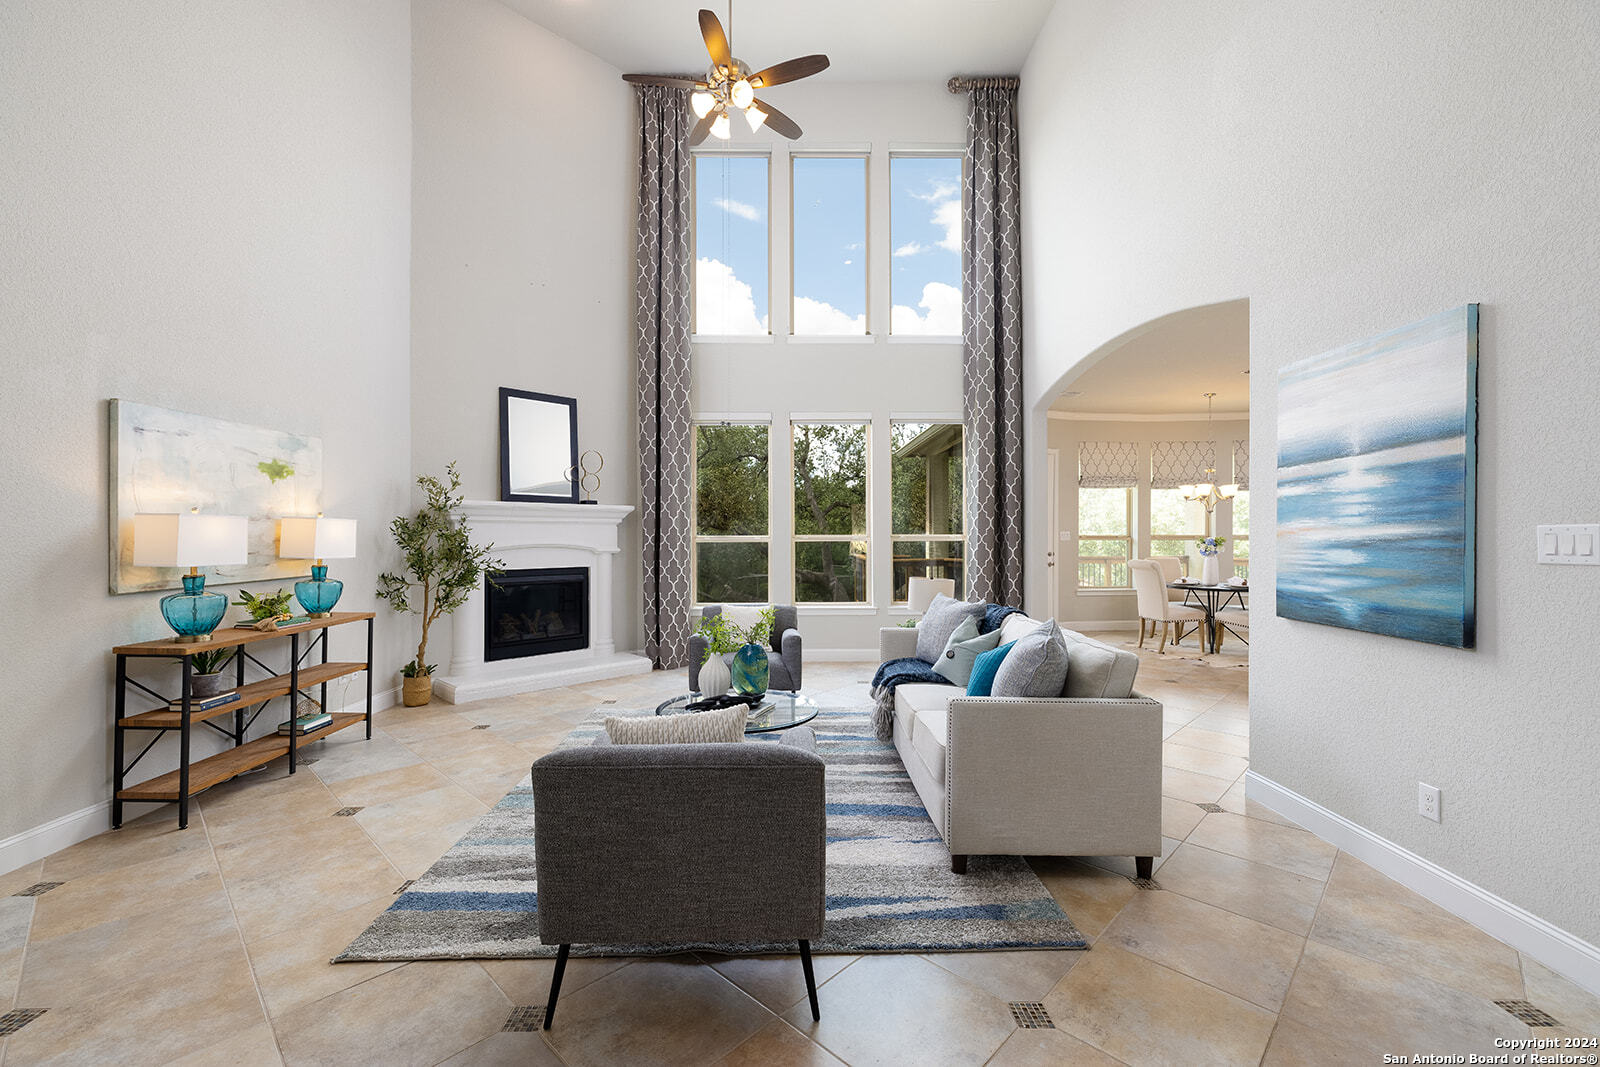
[499,0,1056,83]
[1049,300,1251,416]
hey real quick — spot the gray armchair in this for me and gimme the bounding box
[687,605,803,692]
[530,730,827,1028]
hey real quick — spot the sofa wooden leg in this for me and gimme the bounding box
[951,854,968,874]
[542,943,570,1029]
[1135,856,1153,880]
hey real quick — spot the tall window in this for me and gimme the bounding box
[792,422,869,603]
[1149,488,1206,574]
[1078,488,1132,588]
[791,155,867,335]
[694,154,769,335]
[891,422,965,601]
[1232,491,1250,579]
[693,424,770,603]
[889,155,962,336]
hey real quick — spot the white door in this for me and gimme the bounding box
[1046,449,1060,620]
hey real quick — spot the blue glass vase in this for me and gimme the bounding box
[731,642,770,697]
[159,573,228,642]
[294,564,344,618]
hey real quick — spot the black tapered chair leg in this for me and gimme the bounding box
[542,944,570,1029]
[799,939,820,1020]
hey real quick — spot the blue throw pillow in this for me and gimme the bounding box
[966,640,1016,696]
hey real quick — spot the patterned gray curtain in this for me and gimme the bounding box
[961,83,1025,607]
[634,86,693,668]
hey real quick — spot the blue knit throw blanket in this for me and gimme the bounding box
[869,603,1019,741]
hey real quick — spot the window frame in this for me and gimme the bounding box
[887,150,965,342]
[691,148,774,340]
[690,420,773,607]
[1231,489,1250,579]
[889,419,965,604]
[1076,486,1134,590]
[1148,487,1208,577]
[789,151,871,339]
[790,418,872,606]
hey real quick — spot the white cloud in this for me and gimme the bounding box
[714,198,761,222]
[695,257,769,335]
[843,259,853,265]
[891,281,962,336]
[893,241,925,258]
[912,180,960,203]
[793,296,866,336]
[933,199,961,252]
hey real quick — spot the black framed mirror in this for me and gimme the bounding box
[499,388,579,503]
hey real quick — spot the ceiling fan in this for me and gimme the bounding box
[623,7,829,145]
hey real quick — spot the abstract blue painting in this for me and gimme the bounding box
[1276,305,1478,648]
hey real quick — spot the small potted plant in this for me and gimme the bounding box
[693,613,739,696]
[233,588,296,629]
[189,647,235,698]
[1195,536,1227,586]
[377,463,503,707]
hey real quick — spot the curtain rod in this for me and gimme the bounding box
[947,76,1020,93]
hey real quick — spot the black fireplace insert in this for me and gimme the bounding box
[485,567,589,661]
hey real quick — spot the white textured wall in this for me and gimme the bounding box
[0,1,414,842]
[410,0,641,660]
[1020,0,1600,941]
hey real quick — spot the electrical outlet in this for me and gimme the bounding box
[1418,782,1441,822]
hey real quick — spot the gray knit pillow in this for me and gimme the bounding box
[604,705,746,744]
[916,594,986,664]
[992,620,1070,698]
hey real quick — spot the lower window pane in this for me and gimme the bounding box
[696,542,769,603]
[795,541,867,602]
[891,541,964,602]
[1077,538,1129,588]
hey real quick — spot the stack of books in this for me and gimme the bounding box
[278,711,333,736]
[167,692,240,713]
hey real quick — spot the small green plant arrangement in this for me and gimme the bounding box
[234,588,295,620]
[377,462,505,679]
[897,618,918,628]
[190,648,235,676]
[694,607,775,663]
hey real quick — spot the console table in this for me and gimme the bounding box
[111,611,374,829]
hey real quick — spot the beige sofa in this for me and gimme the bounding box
[880,612,1164,876]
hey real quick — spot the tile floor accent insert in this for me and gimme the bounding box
[502,1005,546,1032]
[13,882,64,897]
[1130,877,1163,890]
[0,1009,48,1035]
[1496,1000,1562,1026]
[1196,802,1226,812]
[472,724,492,730]
[331,806,363,817]
[1008,1002,1055,1029]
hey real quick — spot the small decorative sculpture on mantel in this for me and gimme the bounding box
[566,450,604,505]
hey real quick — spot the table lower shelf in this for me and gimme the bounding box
[116,712,365,802]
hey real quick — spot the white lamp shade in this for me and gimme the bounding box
[132,513,248,568]
[907,576,956,614]
[278,517,358,560]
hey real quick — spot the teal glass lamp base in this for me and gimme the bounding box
[295,564,343,618]
[731,643,770,697]
[160,573,228,643]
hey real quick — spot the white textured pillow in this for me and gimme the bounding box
[604,705,746,744]
[721,605,774,647]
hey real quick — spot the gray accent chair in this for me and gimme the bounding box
[687,605,803,692]
[530,729,827,1028]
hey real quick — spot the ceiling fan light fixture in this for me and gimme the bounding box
[744,103,766,131]
[730,77,754,109]
[710,110,732,139]
[690,90,715,118]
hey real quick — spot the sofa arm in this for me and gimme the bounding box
[879,625,918,663]
[942,694,1165,858]
[779,627,802,690]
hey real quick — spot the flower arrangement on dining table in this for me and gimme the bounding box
[1195,536,1227,557]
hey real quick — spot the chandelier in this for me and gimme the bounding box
[1180,393,1238,515]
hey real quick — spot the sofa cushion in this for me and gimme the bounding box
[992,619,1070,698]
[604,705,745,744]
[911,707,948,786]
[999,612,1043,646]
[930,615,1002,687]
[895,683,958,717]
[966,639,1016,696]
[916,594,986,664]
[1059,627,1141,699]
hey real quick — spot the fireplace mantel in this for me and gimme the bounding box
[434,501,651,703]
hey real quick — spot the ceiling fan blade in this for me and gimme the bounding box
[623,73,706,89]
[751,98,802,140]
[748,54,830,89]
[698,9,733,71]
[689,110,716,146]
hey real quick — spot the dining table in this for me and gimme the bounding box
[1166,581,1249,654]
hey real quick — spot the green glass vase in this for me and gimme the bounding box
[731,643,770,697]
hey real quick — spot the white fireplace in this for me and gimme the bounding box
[434,501,652,703]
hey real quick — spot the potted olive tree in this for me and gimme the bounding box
[376,463,503,706]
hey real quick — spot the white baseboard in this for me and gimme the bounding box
[1246,770,1600,998]
[807,648,880,662]
[0,683,401,879]
[1061,619,1140,632]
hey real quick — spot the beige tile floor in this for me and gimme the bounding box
[3,637,1597,1065]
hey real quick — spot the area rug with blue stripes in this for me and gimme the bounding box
[334,705,1086,961]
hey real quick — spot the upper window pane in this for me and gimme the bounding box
[792,156,866,335]
[793,423,867,535]
[696,425,769,536]
[889,155,962,336]
[891,423,964,536]
[695,155,769,335]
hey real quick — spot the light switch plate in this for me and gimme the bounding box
[1536,524,1600,565]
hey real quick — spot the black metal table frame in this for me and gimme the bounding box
[1168,583,1249,654]
[112,617,374,830]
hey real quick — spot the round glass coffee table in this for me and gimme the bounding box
[655,691,820,734]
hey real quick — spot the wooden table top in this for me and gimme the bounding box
[112,611,376,657]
